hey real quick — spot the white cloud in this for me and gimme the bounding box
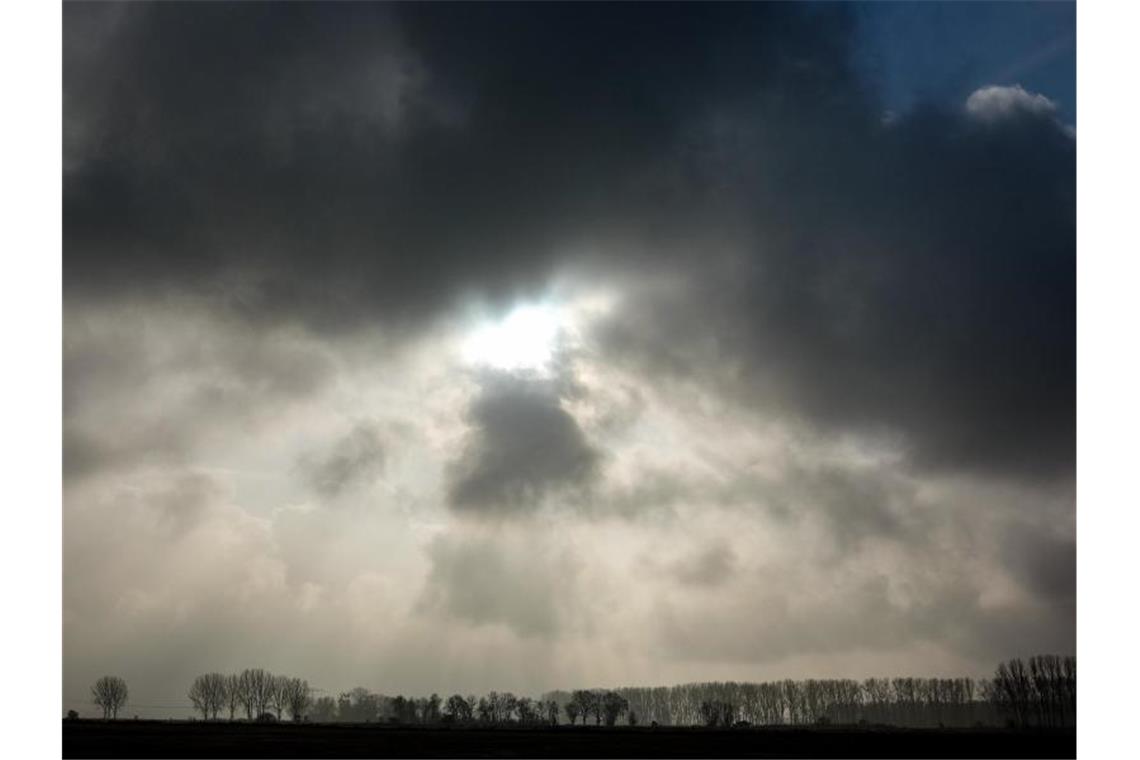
[965,84,1059,122]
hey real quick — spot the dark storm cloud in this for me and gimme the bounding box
[64,2,1073,483]
[593,98,1074,483]
[63,2,861,329]
[447,370,600,515]
[297,421,387,499]
[1000,523,1076,602]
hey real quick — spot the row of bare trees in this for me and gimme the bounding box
[564,679,995,727]
[187,669,311,722]
[542,655,1075,728]
[984,655,1076,728]
[86,655,1073,728]
[306,688,561,725]
[563,690,632,726]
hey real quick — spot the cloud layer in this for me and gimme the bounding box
[63,2,1074,715]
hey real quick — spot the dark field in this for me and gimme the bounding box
[63,720,1076,758]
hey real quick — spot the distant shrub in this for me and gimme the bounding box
[256,712,278,723]
[67,710,79,720]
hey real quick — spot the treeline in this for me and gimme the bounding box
[185,669,312,721]
[292,656,1074,729]
[307,687,561,726]
[562,690,633,725]
[85,655,1072,729]
[986,655,1076,728]
[551,677,992,728]
[544,656,1075,729]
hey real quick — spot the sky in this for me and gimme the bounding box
[62,1,1075,717]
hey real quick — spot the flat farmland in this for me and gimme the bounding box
[63,720,1076,758]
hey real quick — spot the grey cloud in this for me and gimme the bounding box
[419,532,579,638]
[669,541,738,588]
[657,576,902,665]
[590,93,1074,484]
[447,370,601,516]
[297,422,387,499]
[63,424,187,482]
[655,571,1072,669]
[1000,523,1076,602]
[63,302,336,484]
[147,472,225,537]
[601,450,918,553]
[767,464,916,552]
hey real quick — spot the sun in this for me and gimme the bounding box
[461,303,562,372]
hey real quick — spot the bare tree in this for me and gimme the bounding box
[516,696,536,724]
[465,695,478,722]
[268,675,289,720]
[564,697,581,725]
[445,693,472,723]
[602,691,629,726]
[310,695,337,722]
[338,688,382,722]
[224,674,241,720]
[191,673,228,720]
[92,676,128,720]
[546,699,559,726]
[281,678,311,721]
[236,668,275,719]
[586,690,604,725]
[188,675,212,720]
[502,692,519,723]
[569,690,597,725]
[250,669,276,718]
[236,669,255,720]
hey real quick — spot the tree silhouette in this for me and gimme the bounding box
[281,677,311,721]
[545,699,559,726]
[188,673,227,720]
[163,655,1073,730]
[445,693,472,723]
[91,676,128,720]
[268,675,288,720]
[224,674,241,720]
[602,691,629,726]
[310,695,337,722]
[586,690,604,725]
[564,698,581,725]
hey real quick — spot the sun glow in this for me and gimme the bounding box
[461,303,562,372]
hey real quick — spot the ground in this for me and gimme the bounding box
[62,720,1076,758]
